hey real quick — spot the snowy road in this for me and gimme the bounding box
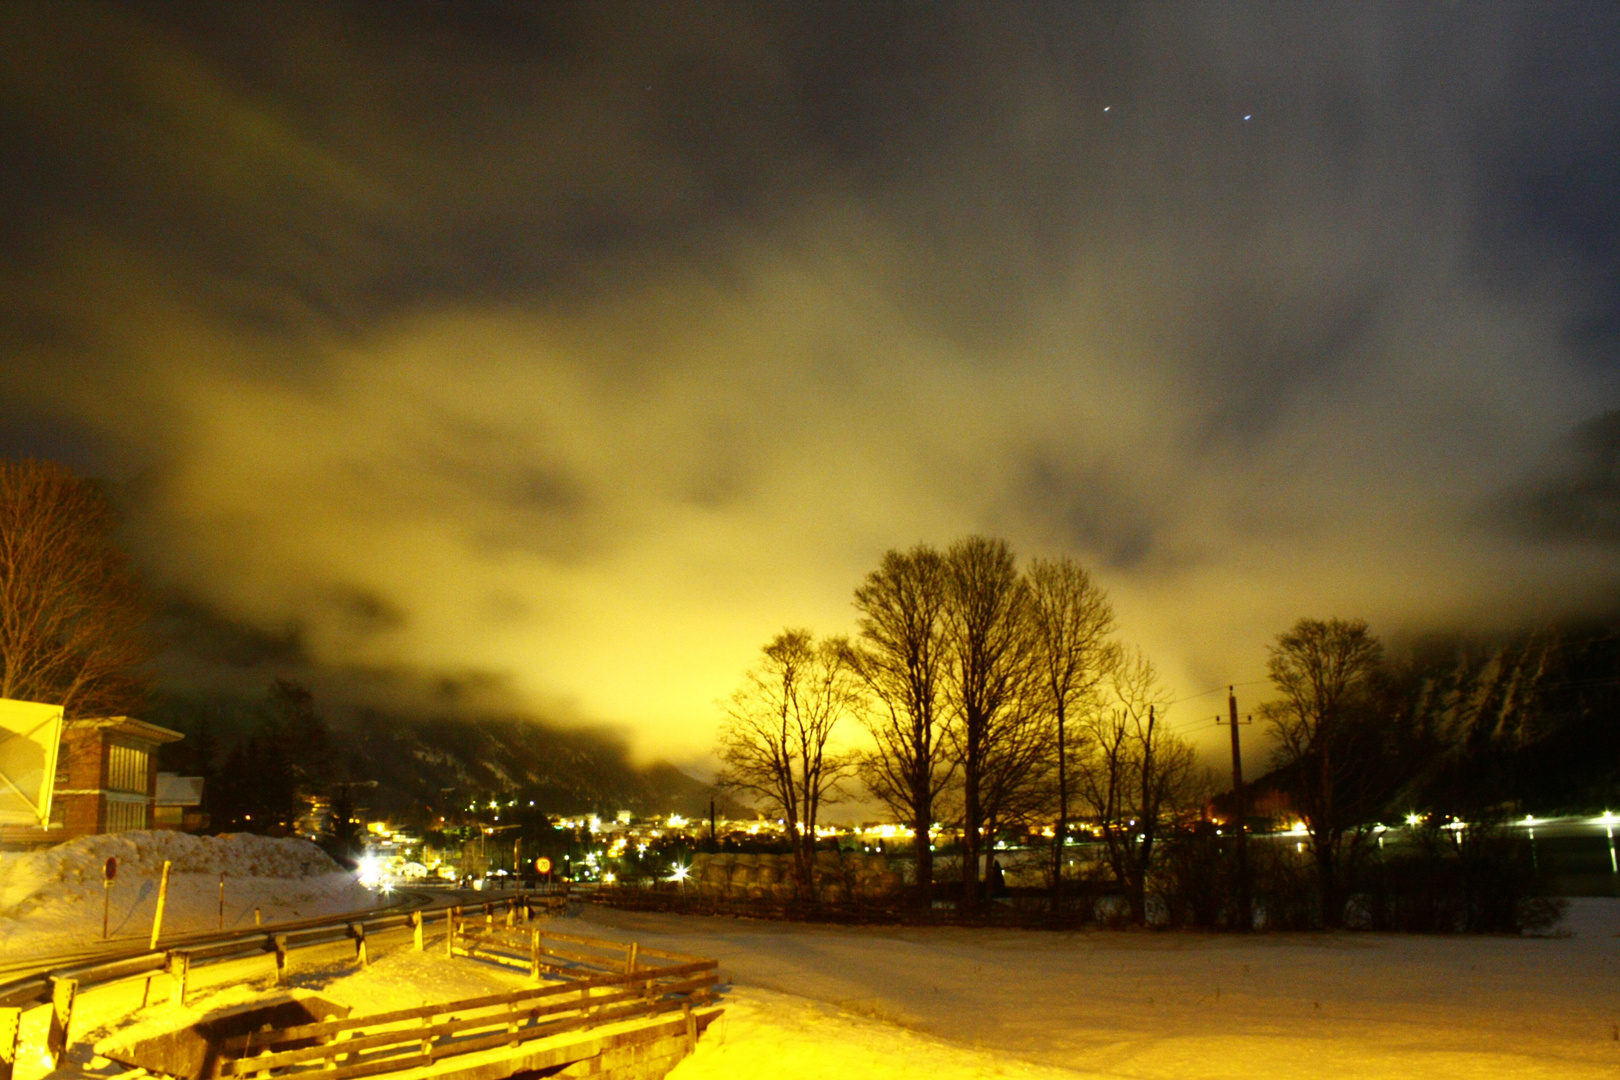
[567,900,1620,1080]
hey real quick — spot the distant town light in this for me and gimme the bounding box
[1405,813,1422,827]
[357,855,382,889]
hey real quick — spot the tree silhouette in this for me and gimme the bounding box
[1264,617,1386,928]
[850,544,955,908]
[0,458,150,717]
[717,629,857,899]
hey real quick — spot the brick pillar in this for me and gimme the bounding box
[59,726,106,838]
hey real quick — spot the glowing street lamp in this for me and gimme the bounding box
[1602,811,1618,878]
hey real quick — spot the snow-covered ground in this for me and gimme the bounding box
[0,831,374,956]
[9,858,1617,1080]
[566,900,1620,1080]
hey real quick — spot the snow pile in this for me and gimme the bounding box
[0,831,374,956]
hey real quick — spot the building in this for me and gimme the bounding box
[50,717,182,838]
[0,715,187,847]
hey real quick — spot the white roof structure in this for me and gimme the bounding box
[0,697,64,827]
[155,772,205,807]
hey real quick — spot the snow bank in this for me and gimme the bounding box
[0,832,374,955]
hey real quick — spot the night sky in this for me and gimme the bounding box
[3,2,1619,768]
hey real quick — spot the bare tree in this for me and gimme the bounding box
[1264,617,1385,928]
[1026,556,1115,913]
[717,629,858,898]
[849,544,954,908]
[942,535,1036,918]
[0,458,150,717]
[1074,646,1197,926]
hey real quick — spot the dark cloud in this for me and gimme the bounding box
[1,2,1618,764]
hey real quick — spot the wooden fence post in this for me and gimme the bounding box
[353,924,369,966]
[445,913,456,958]
[46,977,76,1067]
[625,941,638,975]
[0,1006,20,1080]
[274,935,289,985]
[412,910,423,951]
[529,929,541,980]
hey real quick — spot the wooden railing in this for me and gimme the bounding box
[206,923,718,1080]
[0,891,581,1079]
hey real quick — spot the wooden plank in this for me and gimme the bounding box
[274,992,717,1080]
[216,961,718,1051]
[350,1007,719,1080]
[217,976,718,1075]
[450,949,531,973]
[528,931,632,954]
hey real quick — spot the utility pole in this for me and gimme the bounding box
[1217,687,1252,931]
[708,797,717,852]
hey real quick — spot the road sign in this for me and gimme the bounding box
[534,856,552,874]
[103,857,117,939]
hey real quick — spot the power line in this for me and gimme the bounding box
[1168,679,1268,707]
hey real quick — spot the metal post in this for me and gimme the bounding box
[412,910,424,951]
[46,977,76,1067]
[149,860,172,950]
[0,1006,20,1080]
[168,953,189,1007]
[218,873,226,930]
[273,935,288,985]
[1219,690,1252,931]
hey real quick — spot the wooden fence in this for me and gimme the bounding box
[204,919,718,1080]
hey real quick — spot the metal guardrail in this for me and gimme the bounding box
[0,891,573,1080]
[0,891,564,1010]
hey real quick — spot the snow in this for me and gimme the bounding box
[565,899,1620,1080]
[0,831,374,954]
[5,857,1617,1080]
